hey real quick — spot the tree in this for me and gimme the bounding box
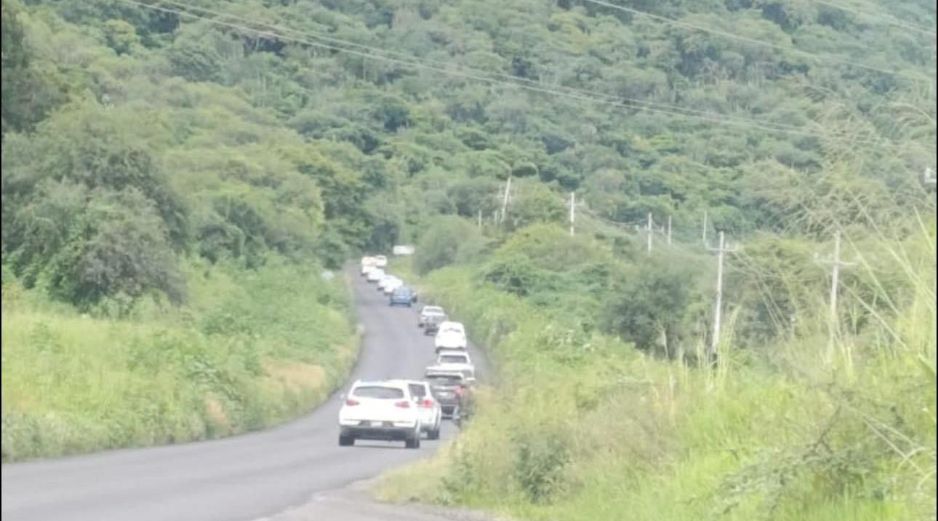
[1,0,67,136]
[605,252,710,358]
[413,216,487,274]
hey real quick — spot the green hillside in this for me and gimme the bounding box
[1,0,934,517]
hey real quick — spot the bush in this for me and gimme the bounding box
[413,216,487,275]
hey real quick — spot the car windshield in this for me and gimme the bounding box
[439,355,468,364]
[352,386,405,399]
[440,323,463,333]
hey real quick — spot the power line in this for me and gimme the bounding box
[809,0,937,37]
[580,0,933,83]
[151,0,895,145]
[118,0,920,153]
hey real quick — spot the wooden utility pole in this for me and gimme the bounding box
[500,176,512,225]
[569,192,576,236]
[707,231,738,360]
[815,231,855,363]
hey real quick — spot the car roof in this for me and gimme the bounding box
[439,321,463,329]
[352,379,409,389]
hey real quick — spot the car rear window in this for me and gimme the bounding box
[426,374,462,385]
[352,386,405,399]
[440,355,467,363]
[424,307,443,314]
[408,384,426,398]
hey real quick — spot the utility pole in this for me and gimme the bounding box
[925,167,936,188]
[668,215,671,246]
[478,209,483,229]
[702,211,709,246]
[500,176,512,225]
[569,192,576,236]
[815,231,856,364]
[707,231,739,361]
[646,213,653,255]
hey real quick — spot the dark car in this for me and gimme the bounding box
[424,313,447,336]
[424,370,467,418]
[389,286,417,307]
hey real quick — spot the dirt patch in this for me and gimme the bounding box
[204,395,231,434]
[263,360,327,393]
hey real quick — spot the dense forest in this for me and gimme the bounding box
[2,0,934,306]
[1,0,935,518]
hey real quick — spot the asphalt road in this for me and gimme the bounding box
[1,269,489,521]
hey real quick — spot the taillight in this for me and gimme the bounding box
[345,399,360,406]
[395,400,411,408]
[421,399,433,408]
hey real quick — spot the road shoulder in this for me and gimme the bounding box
[254,478,509,521]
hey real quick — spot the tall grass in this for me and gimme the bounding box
[1,257,358,461]
[379,215,936,520]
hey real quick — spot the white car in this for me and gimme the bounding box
[377,274,400,292]
[366,268,385,283]
[383,278,404,295]
[374,255,388,268]
[361,256,377,276]
[434,321,467,351]
[404,380,442,440]
[431,350,475,380]
[437,350,471,366]
[338,380,422,448]
[418,305,446,328]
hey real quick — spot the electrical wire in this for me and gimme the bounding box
[581,0,934,83]
[117,0,923,153]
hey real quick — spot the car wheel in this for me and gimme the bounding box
[405,430,421,449]
[428,425,440,440]
[339,434,354,446]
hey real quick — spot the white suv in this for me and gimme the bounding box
[338,380,422,448]
[434,321,467,351]
[404,380,442,440]
[366,268,384,283]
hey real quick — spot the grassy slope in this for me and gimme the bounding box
[1,259,357,461]
[378,226,936,521]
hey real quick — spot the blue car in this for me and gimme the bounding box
[389,286,417,307]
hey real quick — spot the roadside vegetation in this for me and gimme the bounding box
[1,259,356,461]
[380,203,935,521]
[1,1,934,517]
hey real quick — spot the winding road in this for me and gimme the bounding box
[1,269,489,521]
